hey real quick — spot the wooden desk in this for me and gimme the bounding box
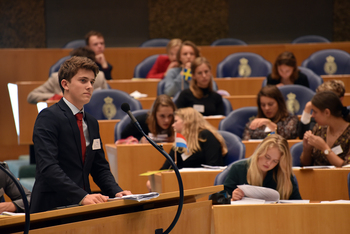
[106,143,173,194]
[150,170,222,194]
[107,79,160,97]
[214,77,264,95]
[0,186,222,234]
[322,74,350,89]
[243,139,302,158]
[294,168,350,200]
[212,203,350,234]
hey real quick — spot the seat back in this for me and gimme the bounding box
[261,67,323,92]
[218,130,245,165]
[214,158,249,185]
[62,39,86,49]
[216,52,272,78]
[133,54,161,78]
[290,141,303,167]
[292,35,330,44]
[114,109,150,141]
[49,56,71,77]
[218,107,258,138]
[348,172,350,199]
[84,89,142,120]
[278,85,315,115]
[301,49,350,76]
[140,38,170,47]
[211,38,247,46]
[157,79,166,96]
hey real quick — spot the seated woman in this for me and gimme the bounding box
[160,107,227,169]
[298,80,346,139]
[224,134,302,201]
[146,38,182,79]
[266,51,309,88]
[300,91,350,167]
[120,94,176,143]
[242,85,298,140]
[163,41,218,96]
[175,57,225,116]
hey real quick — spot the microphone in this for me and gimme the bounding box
[121,103,143,133]
[120,103,184,234]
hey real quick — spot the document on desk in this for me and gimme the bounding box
[301,165,335,169]
[238,185,280,202]
[108,192,159,202]
[0,212,25,216]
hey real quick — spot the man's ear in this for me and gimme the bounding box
[61,79,69,91]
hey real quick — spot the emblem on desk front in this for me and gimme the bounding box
[102,96,117,120]
[324,55,337,75]
[286,92,299,115]
[238,58,252,77]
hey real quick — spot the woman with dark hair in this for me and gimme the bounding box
[300,91,350,167]
[266,51,309,88]
[120,94,176,143]
[224,134,301,201]
[242,85,298,140]
[175,57,225,116]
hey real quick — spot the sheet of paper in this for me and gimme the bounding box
[302,165,335,169]
[108,192,159,202]
[238,184,280,202]
[279,200,310,204]
[231,197,265,205]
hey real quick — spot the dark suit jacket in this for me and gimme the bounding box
[0,162,31,212]
[30,99,123,213]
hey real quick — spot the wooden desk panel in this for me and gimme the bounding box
[214,77,264,95]
[243,139,302,158]
[212,203,350,234]
[294,168,350,200]
[107,79,160,97]
[106,143,173,194]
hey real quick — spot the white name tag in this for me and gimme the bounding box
[92,138,101,150]
[332,145,343,155]
[193,104,205,113]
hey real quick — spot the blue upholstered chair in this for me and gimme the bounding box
[49,55,71,77]
[114,109,150,141]
[140,38,170,47]
[4,159,30,178]
[292,35,330,44]
[214,158,249,185]
[84,89,142,120]
[218,107,258,139]
[301,49,350,76]
[134,54,162,78]
[261,66,323,92]
[216,52,272,78]
[211,38,247,46]
[290,142,303,167]
[278,85,315,115]
[62,39,86,49]
[218,130,245,165]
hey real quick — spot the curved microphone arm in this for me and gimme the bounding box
[120,103,183,234]
[0,163,30,234]
[142,132,184,234]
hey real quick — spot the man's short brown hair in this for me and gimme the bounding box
[58,56,99,93]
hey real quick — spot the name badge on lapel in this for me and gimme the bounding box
[92,138,101,150]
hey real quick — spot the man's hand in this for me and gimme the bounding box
[115,190,132,197]
[81,194,109,205]
[95,54,108,69]
[0,202,17,213]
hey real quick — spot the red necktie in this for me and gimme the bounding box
[75,113,86,163]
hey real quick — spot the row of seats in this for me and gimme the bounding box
[135,49,350,79]
[62,35,331,49]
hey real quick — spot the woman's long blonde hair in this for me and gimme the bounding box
[174,107,227,156]
[247,134,293,199]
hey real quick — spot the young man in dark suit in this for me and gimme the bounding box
[30,56,131,213]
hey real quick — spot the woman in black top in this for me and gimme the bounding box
[120,94,176,143]
[175,57,225,116]
[266,51,309,88]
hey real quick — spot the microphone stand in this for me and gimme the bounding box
[130,121,184,234]
[0,163,30,234]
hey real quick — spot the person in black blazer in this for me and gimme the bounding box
[30,56,131,213]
